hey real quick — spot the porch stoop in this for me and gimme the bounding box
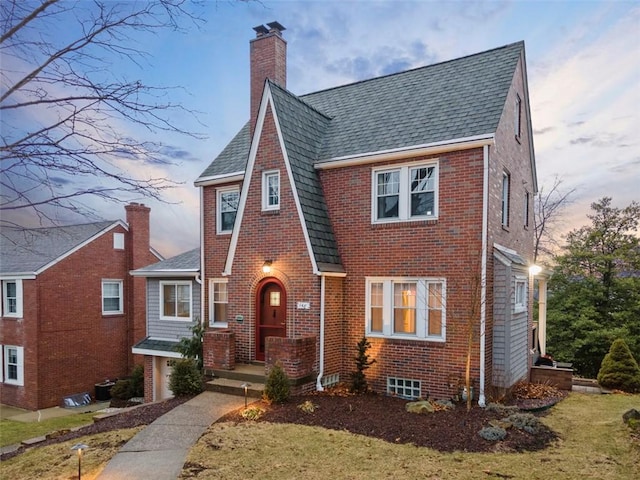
[205,363,265,398]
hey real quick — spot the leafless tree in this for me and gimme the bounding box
[0,0,207,226]
[534,176,575,263]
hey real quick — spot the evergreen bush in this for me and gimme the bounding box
[131,363,145,397]
[478,426,507,441]
[350,336,376,394]
[263,362,290,403]
[109,378,134,400]
[597,338,640,393]
[169,358,204,396]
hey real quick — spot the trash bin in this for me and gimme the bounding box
[95,382,115,401]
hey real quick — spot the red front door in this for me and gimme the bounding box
[256,279,286,361]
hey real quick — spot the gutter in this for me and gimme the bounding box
[316,274,326,391]
[479,144,489,407]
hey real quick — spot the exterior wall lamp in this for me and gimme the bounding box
[262,260,272,274]
[529,265,542,276]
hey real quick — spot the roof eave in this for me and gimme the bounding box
[194,171,244,187]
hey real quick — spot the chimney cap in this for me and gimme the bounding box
[266,21,286,33]
[253,24,269,36]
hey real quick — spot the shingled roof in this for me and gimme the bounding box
[0,222,119,275]
[197,41,525,272]
[131,247,200,276]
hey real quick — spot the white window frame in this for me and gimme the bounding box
[217,186,240,234]
[102,280,124,315]
[3,345,24,386]
[514,277,527,313]
[371,161,438,223]
[262,170,280,211]
[209,279,229,327]
[113,232,125,250]
[365,277,446,342]
[160,281,192,321]
[501,171,510,228]
[2,279,23,318]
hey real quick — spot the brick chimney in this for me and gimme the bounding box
[250,21,286,137]
[125,202,151,368]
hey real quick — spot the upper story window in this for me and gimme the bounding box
[501,171,510,228]
[366,277,446,341]
[102,280,123,315]
[2,345,24,386]
[113,232,125,250]
[515,94,522,140]
[161,281,192,321]
[217,187,239,234]
[372,162,438,223]
[524,190,530,229]
[262,170,280,211]
[2,279,23,318]
[209,279,228,326]
[514,277,527,313]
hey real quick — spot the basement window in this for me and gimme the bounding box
[387,377,421,400]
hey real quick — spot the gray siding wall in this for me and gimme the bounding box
[147,278,201,341]
[492,260,529,388]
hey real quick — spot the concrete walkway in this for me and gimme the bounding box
[97,391,245,480]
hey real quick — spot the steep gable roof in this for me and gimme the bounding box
[0,221,121,276]
[197,41,524,181]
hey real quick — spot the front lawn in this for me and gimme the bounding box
[0,413,96,447]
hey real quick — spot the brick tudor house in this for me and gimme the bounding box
[0,203,159,409]
[194,23,539,406]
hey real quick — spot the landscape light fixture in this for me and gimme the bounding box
[70,443,88,480]
[240,382,251,407]
[262,261,272,274]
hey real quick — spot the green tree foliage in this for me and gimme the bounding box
[263,362,290,404]
[547,198,640,377]
[350,336,376,394]
[597,338,640,393]
[177,320,204,371]
[169,358,203,396]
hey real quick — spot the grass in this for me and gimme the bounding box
[180,392,640,480]
[0,412,97,447]
[1,393,638,479]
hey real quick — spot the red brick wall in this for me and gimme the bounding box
[321,149,485,399]
[203,329,235,370]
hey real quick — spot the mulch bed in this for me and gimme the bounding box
[217,388,567,453]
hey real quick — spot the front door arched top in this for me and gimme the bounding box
[256,278,287,361]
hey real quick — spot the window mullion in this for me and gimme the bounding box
[399,167,408,220]
[382,280,392,336]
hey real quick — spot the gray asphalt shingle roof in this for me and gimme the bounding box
[132,248,200,274]
[197,42,524,271]
[0,222,117,275]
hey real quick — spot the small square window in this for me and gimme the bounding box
[387,377,421,400]
[113,232,125,250]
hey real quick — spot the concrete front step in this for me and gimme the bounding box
[205,377,264,398]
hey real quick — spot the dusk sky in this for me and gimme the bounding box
[5,0,639,258]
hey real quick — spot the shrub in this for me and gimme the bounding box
[241,406,264,420]
[109,379,134,400]
[177,320,204,371]
[479,426,507,441]
[597,338,640,393]
[505,413,542,434]
[263,362,290,404]
[131,364,144,397]
[169,358,203,396]
[297,400,318,414]
[486,403,519,416]
[350,336,376,394]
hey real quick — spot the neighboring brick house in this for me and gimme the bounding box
[131,248,201,403]
[0,203,160,410]
[195,23,538,405]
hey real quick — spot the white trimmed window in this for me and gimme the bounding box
[373,162,437,223]
[366,277,446,341]
[501,171,510,228]
[217,187,239,234]
[3,345,24,386]
[515,94,522,139]
[113,232,125,250]
[102,280,123,315]
[2,279,23,318]
[262,170,280,211]
[161,281,192,321]
[209,279,228,326]
[514,277,527,313]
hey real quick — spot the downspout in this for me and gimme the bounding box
[315,274,326,391]
[199,187,205,327]
[479,144,489,407]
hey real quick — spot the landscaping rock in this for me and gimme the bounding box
[405,400,434,414]
[622,408,640,426]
